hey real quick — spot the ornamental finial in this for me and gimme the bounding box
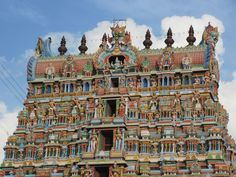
[164,28,174,47]
[58,36,67,56]
[143,29,152,49]
[186,25,196,46]
[78,35,88,54]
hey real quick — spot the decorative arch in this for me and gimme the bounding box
[94,47,138,69]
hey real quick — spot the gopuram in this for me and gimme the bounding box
[1,22,236,177]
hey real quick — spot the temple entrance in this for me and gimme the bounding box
[106,100,116,116]
[100,130,113,151]
[94,166,109,177]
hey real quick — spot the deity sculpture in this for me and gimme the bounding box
[118,97,126,117]
[87,130,97,153]
[35,37,52,57]
[192,90,203,116]
[81,163,93,177]
[45,63,55,79]
[76,83,83,92]
[48,100,56,116]
[114,128,122,151]
[173,92,182,114]
[96,98,104,118]
[73,98,85,120]
[110,162,121,177]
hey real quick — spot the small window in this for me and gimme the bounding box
[111,78,119,88]
[184,76,189,85]
[70,84,74,92]
[100,130,113,151]
[47,85,51,93]
[143,78,148,88]
[164,77,168,86]
[106,100,116,116]
[85,82,90,92]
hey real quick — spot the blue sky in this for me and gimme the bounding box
[0,0,235,110]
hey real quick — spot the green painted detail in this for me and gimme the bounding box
[142,57,150,67]
[84,62,93,72]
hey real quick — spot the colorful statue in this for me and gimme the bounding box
[81,163,93,177]
[87,130,97,152]
[200,22,219,47]
[96,98,104,118]
[35,37,52,57]
[114,128,122,151]
[110,162,121,177]
[45,63,55,79]
[118,97,126,117]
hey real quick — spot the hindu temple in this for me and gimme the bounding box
[1,22,236,177]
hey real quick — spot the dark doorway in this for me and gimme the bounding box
[111,78,119,88]
[94,166,109,177]
[100,130,113,151]
[106,100,116,116]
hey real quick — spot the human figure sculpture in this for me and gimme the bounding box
[118,97,126,117]
[96,99,104,118]
[77,83,83,92]
[45,63,55,79]
[48,100,56,116]
[53,83,60,94]
[73,98,85,119]
[81,163,93,177]
[115,128,122,151]
[173,92,182,113]
[110,162,120,177]
[87,130,97,153]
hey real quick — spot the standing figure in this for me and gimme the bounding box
[96,98,104,118]
[87,130,97,153]
[110,162,120,177]
[118,97,126,117]
[115,128,122,151]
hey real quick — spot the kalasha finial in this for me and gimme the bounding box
[164,28,174,47]
[143,29,152,49]
[78,35,88,54]
[99,33,107,48]
[58,36,67,56]
[186,25,196,46]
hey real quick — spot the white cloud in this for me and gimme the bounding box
[0,102,19,161]
[44,32,82,55]
[42,15,224,63]
[156,14,225,66]
[219,72,236,139]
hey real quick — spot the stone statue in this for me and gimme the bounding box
[77,82,83,92]
[81,163,93,177]
[96,99,104,118]
[45,63,55,79]
[118,97,126,117]
[71,163,79,175]
[48,100,56,116]
[73,98,85,119]
[110,162,120,177]
[35,37,52,57]
[87,129,97,152]
[114,128,122,151]
[53,83,60,94]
